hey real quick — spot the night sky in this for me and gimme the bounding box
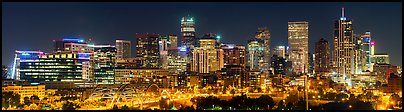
[2,2,402,67]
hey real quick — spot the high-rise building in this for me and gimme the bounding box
[273,46,286,58]
[180,15,196,49]
[255,27,271,71]
[116,40,131,59]
[167,48,188,74]
[288,21,309,74]
[333,8,355,76]
[247,38,265,71]
[271,55,287,75]
[92,45,117,84]
[372,54,390,65]
[308,53,315,75]
[53,38,86,52]
[135,33,160,68]
[191,36,223,73]
[315,38,330,74]
[159,35,170,69]
[168,34,178,49]
[221,44,246,67]
[353,32,372,73]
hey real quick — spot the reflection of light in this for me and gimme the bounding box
[22,53,30,55]
[180,46,187,52]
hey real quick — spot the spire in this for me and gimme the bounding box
[342,7,345,18]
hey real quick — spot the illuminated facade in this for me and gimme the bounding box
[372,54,390,64]
[315,38,330,74]
[135,33,160,68]
[159,35,169,69]
[255,27,271,71]
[116,40,131,59]
[169,34,178,49]
[221,44,246,67]
[273,46,286,58]
[167,48,188,74]
[333,8,355,76]
[16,51,89,83]
[247,38,265,71]
[191,37,223,73]
[288,21,309,74]
[114,69,170,88]
[53,38,87,52]
[180,15,196,49]
[373,64,398,84]
[2,85,45,103]
[92,45,117,84]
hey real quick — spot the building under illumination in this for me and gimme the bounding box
[116,39,131,59]
[114,68,170,88]
[2,85,45,103]
[159,35,170,69]
[333,8,355,76]
[191,36,223,73]
[315,38,330,75]
[15,51,90,84]
[372,54,390,64]
[288,21,309,74]
[135,33,160,68]
[92,45,117,84]
[180,15,196,49]
[255,27,271,71]
[247,38,265,71]
[273,46,286,58]
[221,44,246,67]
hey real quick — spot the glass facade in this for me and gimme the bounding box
[93,46,117,84]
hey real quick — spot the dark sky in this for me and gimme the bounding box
[2,2,402,67]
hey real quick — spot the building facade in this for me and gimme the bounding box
[333,8,355,76]
[221,44,247,67]
[273,46,286,58]
[315,38,330,74]
[116,40,131,59]
[288,21,309,74]
[135,33,160,68]
[92,45,117,84]
[255,27,271,71]
[247,38,265,71]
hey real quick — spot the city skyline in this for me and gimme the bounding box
[2,2,402,67]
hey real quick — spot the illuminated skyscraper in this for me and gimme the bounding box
[333,8,354,75]
[135,33,160,68]
[92,45,117,84]
[221,44,246,67]
[315,38,330,74]
[116,40,131,59]
[191,35,223,73]
[168,34,178,49]
[273,46,286,58]
[255,27,271,71]
[288,21,309,74]
[247,38,265,71]
[181,15,196,49]
[159,35,169,69]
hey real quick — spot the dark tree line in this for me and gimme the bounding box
[190,94,275,110]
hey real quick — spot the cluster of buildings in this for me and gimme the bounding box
[3,8,402,103]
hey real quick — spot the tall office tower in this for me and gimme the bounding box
[180,15,196,49]
[273,46,286,58]
[360,32,372,72]
[159,35,170,69]
[221,44,247,67]
[333,8,355,76]
[315,38,330,75]
[135,33,160,68]
[116,40,131,59]
[255,27,271,71]
[191,36,222,73]
[247,38,265,71]
[168,34,178,49]
[288,21,309,74]
[92,45,116,84]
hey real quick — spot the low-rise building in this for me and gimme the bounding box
[2,85,46,103]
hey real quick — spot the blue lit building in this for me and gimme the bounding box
[15,51,90,84]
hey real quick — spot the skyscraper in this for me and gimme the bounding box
[92,45,117,84]
[221,44,247,67]
[116,40,131,59]
[168,34,178,49]
[315,38,330,75]
[288,21,309,74]
[353,32,372,73]
[191,35,223,73]
[333,8,354,75]
[247,38,265,71]
[159,35,169,69]
[135,33,160,68]
[273,46,286,58]
[255,27,271,71]
[180,15,196,49]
